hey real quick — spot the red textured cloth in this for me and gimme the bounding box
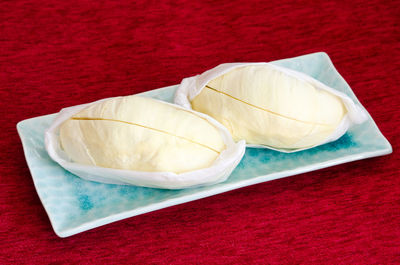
[1,0,399,263]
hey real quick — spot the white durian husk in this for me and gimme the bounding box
[45,97,246,189]
[174,63,368,152]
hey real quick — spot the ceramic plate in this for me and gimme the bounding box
[17,52,392,237]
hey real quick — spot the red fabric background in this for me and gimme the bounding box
[1,0,399,263]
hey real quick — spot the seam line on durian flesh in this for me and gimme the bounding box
[204,85,333,127]
[71,117,221,154]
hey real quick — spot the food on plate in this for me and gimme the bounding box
[190,64,347,149]
[59,95,226,174]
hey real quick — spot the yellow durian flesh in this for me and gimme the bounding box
[191,65,346,149]
[59,96,225,174]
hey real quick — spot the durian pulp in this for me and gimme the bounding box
[191,65,346,149]
[59,96,225,173]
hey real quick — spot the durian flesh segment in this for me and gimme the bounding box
[59,96,225,173]
[191,65,346,149]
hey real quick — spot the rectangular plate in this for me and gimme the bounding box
[17,52,392,237]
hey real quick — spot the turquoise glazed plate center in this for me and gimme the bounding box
[17,52,392,237]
